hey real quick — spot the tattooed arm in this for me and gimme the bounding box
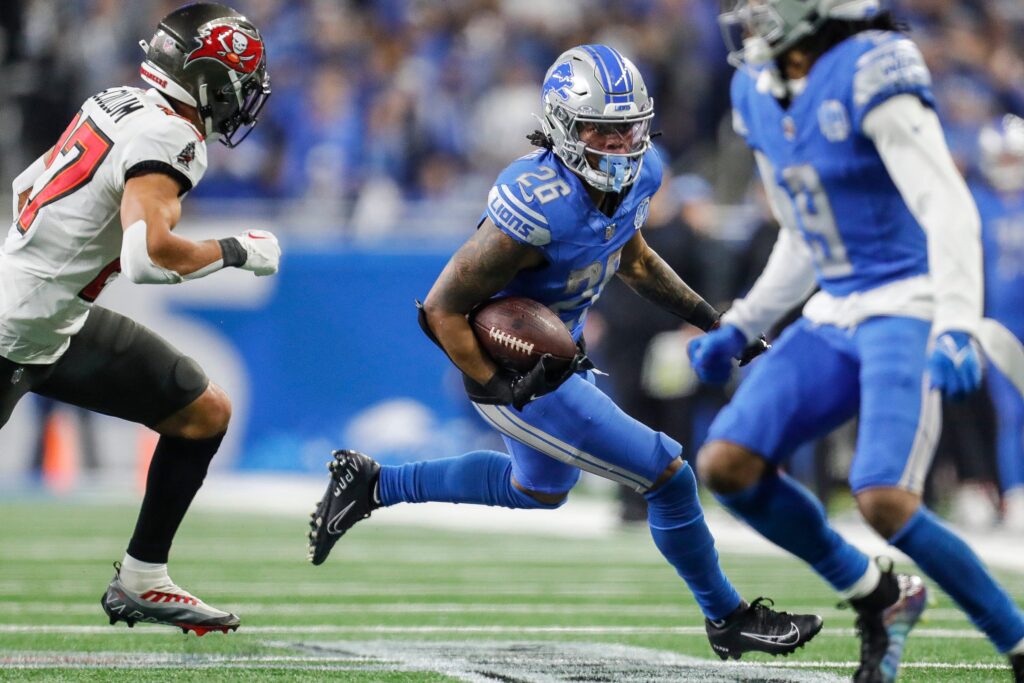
[616,230,720,331]
[422,218,546,384]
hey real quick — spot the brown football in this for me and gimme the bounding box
[471,297,577,374]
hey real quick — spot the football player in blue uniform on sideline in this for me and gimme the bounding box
[690,2,1024,681]
[309,44,824,660]
[976,115,1024,532]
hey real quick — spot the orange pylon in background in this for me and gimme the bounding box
[41,412,78,493]
[136,429,160,492]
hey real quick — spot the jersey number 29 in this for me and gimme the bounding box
[780,165,853,278]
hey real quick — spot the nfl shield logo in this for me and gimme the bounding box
[818,100,851,142]
[634,197,651,230]
[604,224,616,241]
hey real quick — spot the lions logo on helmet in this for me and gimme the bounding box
[543,62,579,102]
[539,45,654,194]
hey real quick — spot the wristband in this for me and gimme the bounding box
[689,300,721,332]
[218,237,248,268]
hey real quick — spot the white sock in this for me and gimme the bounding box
[839,559,882,601]
[1011,636,1024,656]
[119,554,171,593]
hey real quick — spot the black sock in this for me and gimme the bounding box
[849,568,899,614]
[126,433,223,563]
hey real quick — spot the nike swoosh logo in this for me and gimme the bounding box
[740,622,800,646]
[326,501,357,535]
[938,336,972,369]
[247,232,269,239]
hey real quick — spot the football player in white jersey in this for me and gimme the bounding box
[2,2,279,635]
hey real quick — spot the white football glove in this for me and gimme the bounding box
[235,230,281,276]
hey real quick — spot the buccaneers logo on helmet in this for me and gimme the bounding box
[185,24,264,74]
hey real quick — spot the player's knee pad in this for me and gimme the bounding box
[644,462,703,528]
[172,356,208,396]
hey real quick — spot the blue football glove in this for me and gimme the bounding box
[927,331,983,401]
[687,324,748,385]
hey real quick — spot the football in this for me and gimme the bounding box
[471,297,577,374]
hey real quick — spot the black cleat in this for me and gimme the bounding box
[308,449,381,565]
[848,561,927,683]
[1011,653,1023,682]
[705,597,823,660]
[100,563,239,636]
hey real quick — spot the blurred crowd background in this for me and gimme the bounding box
[2,0,1024,527]
[2,0,1022,232]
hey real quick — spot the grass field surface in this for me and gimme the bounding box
[0,498,1020,681]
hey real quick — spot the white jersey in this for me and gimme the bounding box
[1,87,207,364]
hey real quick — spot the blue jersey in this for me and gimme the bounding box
[482,147,662,339]
[974,181,1024,338]
[731,31,935,296]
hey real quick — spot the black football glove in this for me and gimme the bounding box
[484,353,580,410]
[738,334,771,366]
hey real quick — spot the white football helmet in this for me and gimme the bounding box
[539,45,654,193]
[979,115,1024,194]
[719,0,881,67]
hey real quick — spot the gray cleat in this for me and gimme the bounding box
[100,563,239,636]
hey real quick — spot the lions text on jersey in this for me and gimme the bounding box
[1,87,207,364]
[731,31,933,296]
[483,147,661,339]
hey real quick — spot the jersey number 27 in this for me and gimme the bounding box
[17,113,114,235]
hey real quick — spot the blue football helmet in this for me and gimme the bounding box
[539,45,654,193]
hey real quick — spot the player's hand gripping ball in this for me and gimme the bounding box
[471,297,582,410]
[471,297,577,375]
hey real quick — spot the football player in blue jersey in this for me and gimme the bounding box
[309,44,824,660]
[976,115,1024,532]
[690,2,1024,681]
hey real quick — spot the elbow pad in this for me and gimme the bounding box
[120,220,184,284]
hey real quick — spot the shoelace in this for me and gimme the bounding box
[746,596,793,629]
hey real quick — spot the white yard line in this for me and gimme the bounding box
[0,600,970,622]
[5,643,1005,681]
[0,623,988,638]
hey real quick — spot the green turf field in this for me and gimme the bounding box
[0,499,1020,681]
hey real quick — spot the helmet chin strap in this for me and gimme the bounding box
[197,84,218,140]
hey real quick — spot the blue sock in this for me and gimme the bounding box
[378,450,559,509]
[645,463,742,621]
[890,507,1024,653]
[716,471,869,593]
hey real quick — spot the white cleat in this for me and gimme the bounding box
[100,563,239,636]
